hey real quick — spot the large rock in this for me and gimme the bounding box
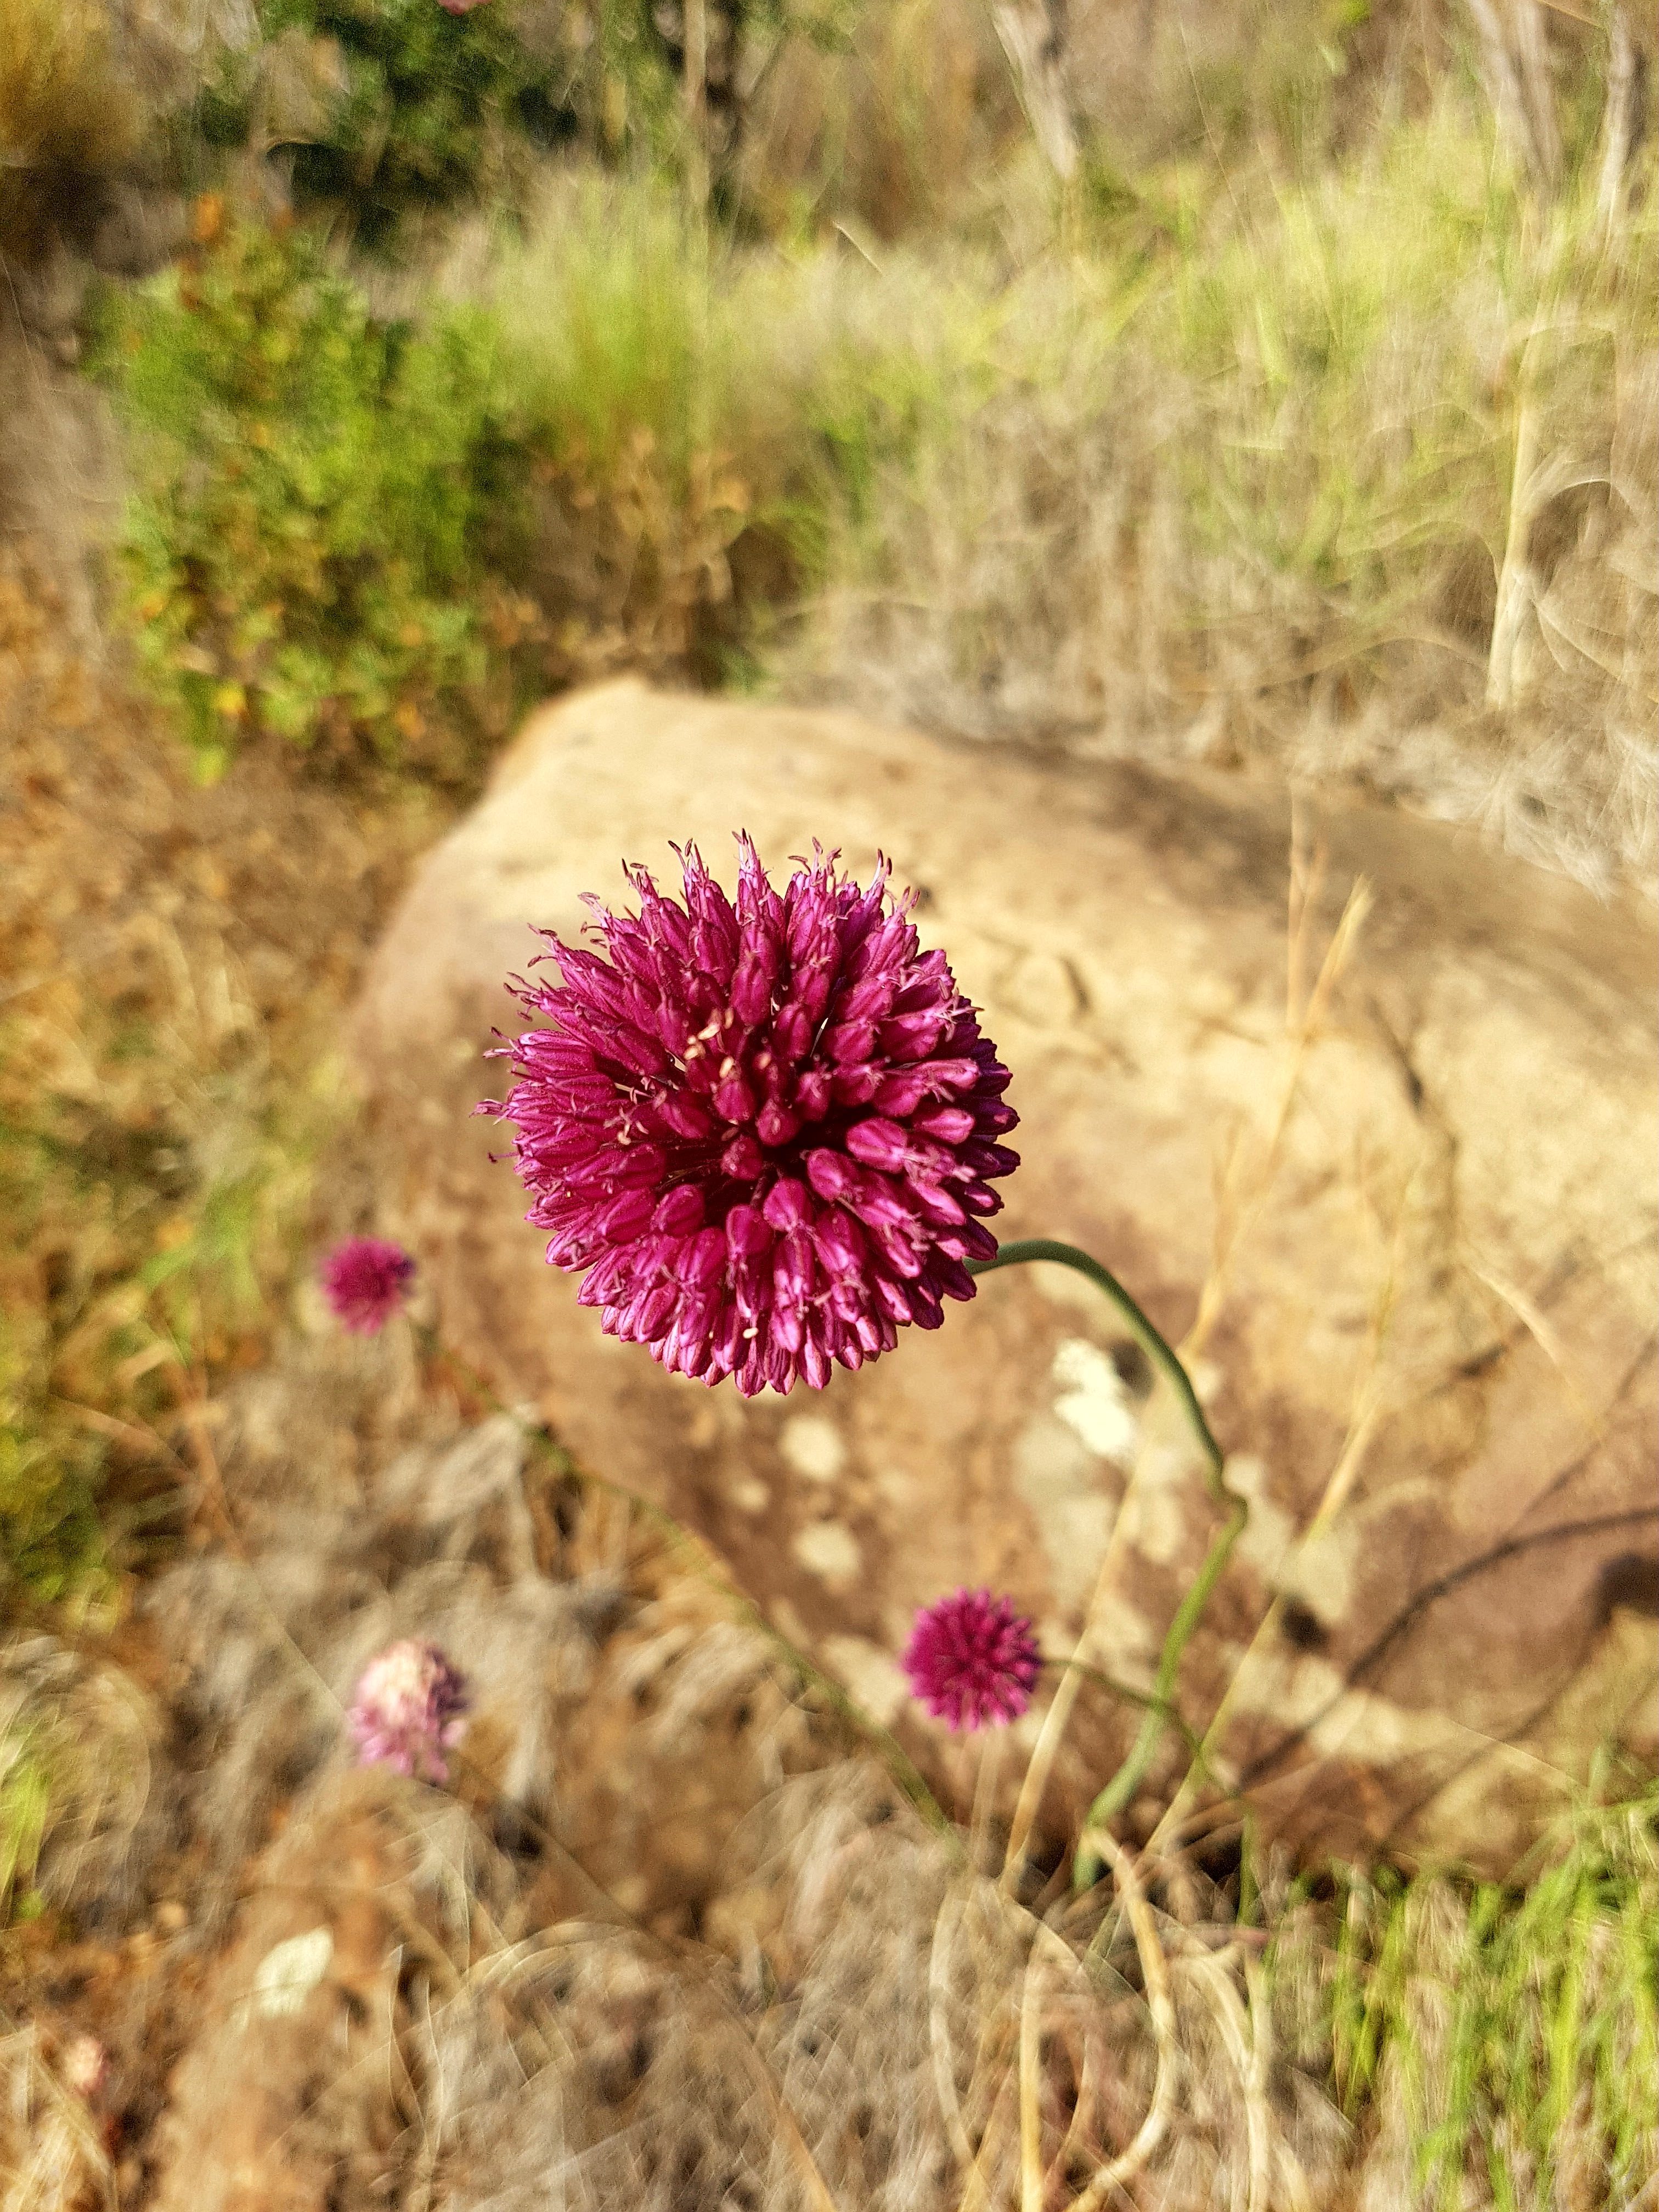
[353,680,1657,1872]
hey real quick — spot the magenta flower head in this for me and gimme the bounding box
[347,1639,469,1782]
[482,839,1019,1397]
[320,1237,415,1335]
[902,1589,1042,1732]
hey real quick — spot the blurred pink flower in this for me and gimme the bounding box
[347,1639,470,1782]
[319,1237,415,1335]
[60,2034,109,2101]
[437,0,492,12]
[483,838,1018,1396]
[901,1588,1041,1732]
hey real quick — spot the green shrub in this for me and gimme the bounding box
[97,212,540,781]
[200,0,567,246]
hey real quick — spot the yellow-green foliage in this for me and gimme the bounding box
[1156,101,1652,624]
[95,182,988,757]
[98,214,538,780]
[477,173,997,603]
[1319,1786,1659,2205]
[0,1722,52,1922]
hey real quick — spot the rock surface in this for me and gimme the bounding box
[352,679,1658,1871]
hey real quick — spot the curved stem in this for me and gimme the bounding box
[969,1239,1248,1887]
[1046,1660,1213,1774]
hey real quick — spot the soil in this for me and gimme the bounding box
[0,527,868,2204]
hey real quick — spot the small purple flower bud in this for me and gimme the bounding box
[901,1589,1042,1733]
[319,1238,415,1335]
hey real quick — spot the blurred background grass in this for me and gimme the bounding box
[1,0,1654,2200]
[2,0,1647,854]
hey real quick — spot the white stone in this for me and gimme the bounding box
[779,1414,848,1484]
[792,1520,862,1588]
[1051,1337,1141,1464]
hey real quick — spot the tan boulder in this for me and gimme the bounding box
[352,679,1657,1873]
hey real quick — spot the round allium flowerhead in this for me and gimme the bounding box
[483,839,1019,1397]
[347,1639,470,1782]
[902,1588,1042,1733]
[320,1237,415,1335]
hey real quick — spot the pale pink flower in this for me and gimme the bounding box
[347,1639,469,1781]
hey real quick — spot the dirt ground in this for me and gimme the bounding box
[0,445,1267,2203]
[2,314,1652,2205]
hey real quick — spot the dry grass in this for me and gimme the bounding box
[0,536,445,1601]
[1,13,1654,2202]
[1,1301,1652,2205]
[776,112,1658,892]
[414,88,1657,891]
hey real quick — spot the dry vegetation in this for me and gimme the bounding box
[1,0,1656,2202]
[452,120,1655,889]
[3,1320,1653,2207]
[1,453,1652,2210]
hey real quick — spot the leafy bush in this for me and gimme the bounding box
[98,210,540,781]
[204,0,567,246]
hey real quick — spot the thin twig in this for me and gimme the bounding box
[1186,874,1373,1361]
[1069,1833,1177,2208]
[1018,1953,1046,2212]
[929,1888,978,2171]
[1180,1943,1271,2212]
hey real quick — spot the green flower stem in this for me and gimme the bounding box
[1072,1499,1246,1883]
[1047,1660,1215,1776]
[968,1238,1248,1888]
